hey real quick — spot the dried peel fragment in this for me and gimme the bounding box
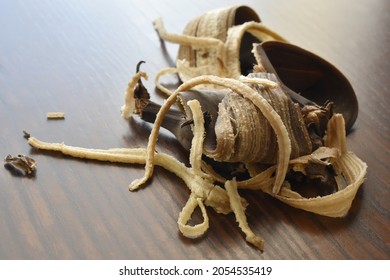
[46,112,65,119]
[4,154,36,176]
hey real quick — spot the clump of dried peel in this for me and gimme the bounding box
[4,154,36,176]
[27,70,367,252]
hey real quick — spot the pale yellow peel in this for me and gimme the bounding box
[225,179,264,251]
[46,112,65,119]
[121,71,148,120]
[155,67,178,96]
[262,114,367,217]
[187,99,205,177]
[27,136,235,215]
[177,195,209,239]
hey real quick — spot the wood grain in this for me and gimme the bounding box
[0,0,389,259]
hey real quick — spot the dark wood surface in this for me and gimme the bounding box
[0,0,389,260]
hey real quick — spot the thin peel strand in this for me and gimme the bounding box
[155,67,178,96]
[225,178,264,251]
[178,194,209,239]
[187,99,205,177]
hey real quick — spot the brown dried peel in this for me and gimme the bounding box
[4,154,36,176]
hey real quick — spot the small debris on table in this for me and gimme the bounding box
[46,112,65,119]
[4,154,36,176]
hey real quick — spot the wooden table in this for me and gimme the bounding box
[0,0,389,259]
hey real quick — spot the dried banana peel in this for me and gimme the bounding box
[27,73,367,251]
[25,5,367,252]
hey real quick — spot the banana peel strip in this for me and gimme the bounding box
[265,114,368,217]
[27,136,234,216]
